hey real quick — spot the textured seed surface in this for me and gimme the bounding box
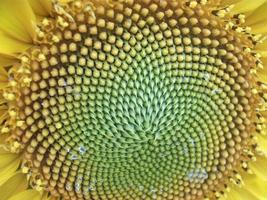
[14,0,259,199]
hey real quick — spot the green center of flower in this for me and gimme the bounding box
[10,0,260,199]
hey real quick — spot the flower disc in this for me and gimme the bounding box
[6,0,261,199]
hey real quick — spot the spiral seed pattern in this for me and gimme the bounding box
[12,0,259,199]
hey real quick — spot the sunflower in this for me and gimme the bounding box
[0,0,267,199]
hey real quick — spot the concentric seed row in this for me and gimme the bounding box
[14,0,258,199]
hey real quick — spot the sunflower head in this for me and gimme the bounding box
[0,0,267,200]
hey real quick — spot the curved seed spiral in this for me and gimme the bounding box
[7,0,261,199]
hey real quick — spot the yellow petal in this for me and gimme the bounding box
[0,0,36,43]
[0,54,17,67]
[28,0,53,17]
[0,133,9,149]
[227,186,259,200]
[242,174,267,199]
[230,0,267,15]
[0,66,8,89]
[221,0,242,5]
[0,173,28,200]
[0,150,20,186]
[0,31,31,56]
[8,190,41,200]
[250,21,267,34]
[257,73,267,83]
[257,134,267,155]
[256,40,267,52]
[0,149,18,169]
[245,2,267,25]
[257,50,267,58]
[250,155,267,182]
[255,40,267,58]
[0,66,8,79]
